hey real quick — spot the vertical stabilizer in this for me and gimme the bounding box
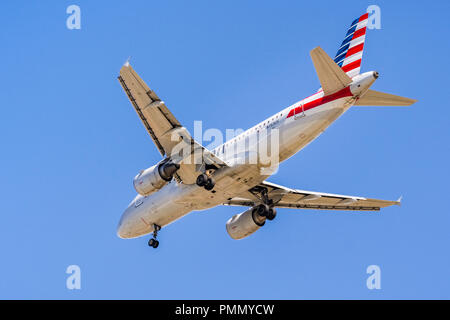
[334,13,369,78]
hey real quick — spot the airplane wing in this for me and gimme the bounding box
[118,62,227,184]
[224,181,400,211]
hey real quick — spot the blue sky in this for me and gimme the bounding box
[0,0,449,299]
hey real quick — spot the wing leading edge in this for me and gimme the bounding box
[224,181,400,211]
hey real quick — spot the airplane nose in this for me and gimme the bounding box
[373,71,379,79]
[116,222,126,239]
[116,212,130,239]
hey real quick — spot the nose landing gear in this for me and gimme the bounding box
[148,224,161,249]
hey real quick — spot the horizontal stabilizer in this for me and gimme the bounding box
[355,89,417,106]
[310,46,352,95]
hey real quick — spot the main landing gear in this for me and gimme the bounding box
[252,187,277,221]
[196,173,215,191]
[148,224,161,249]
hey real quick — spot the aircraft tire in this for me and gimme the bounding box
[267,208,277,221]
[256,204,269,217]
[196,174,208,187]
[204,178,215,191]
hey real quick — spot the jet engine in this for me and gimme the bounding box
[226,207,267,240]
[133,161,180,196]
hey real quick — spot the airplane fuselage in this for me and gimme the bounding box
[117,71,377,239]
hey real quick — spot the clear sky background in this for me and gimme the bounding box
[0,0,449,299]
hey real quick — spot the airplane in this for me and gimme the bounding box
[116,12,416,248]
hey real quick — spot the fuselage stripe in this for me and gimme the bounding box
[287,87,353,118]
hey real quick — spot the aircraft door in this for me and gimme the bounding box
[294,103,305,119]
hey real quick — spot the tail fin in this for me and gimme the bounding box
[355,89,417,106]
[334,13,369,78]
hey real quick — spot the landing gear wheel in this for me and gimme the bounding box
[204,177,215,191]
[148,238,158,248]
[256,204,270,217]
[148,224,161,249]
[267,208,277,221]
[196,173,208,187]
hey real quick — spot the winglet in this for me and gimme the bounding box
[396,195,403,206]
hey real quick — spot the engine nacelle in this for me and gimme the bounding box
[133,161,180,196]
[226,207,266,240]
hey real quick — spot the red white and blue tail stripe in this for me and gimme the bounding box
[334,13,369,78]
